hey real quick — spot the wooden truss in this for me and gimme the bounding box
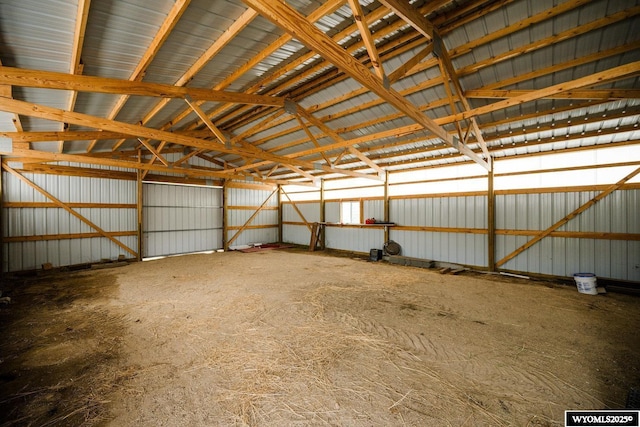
[0,0,638,186]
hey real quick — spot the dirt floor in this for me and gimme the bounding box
[1,248,639,426]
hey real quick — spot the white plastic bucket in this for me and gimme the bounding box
[573,273,598,295]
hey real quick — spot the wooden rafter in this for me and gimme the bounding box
[154,0,345,150]
[184,96,230,145]
[294,103,385,176]
[61,0,91,153]
[0,66,284,107]
[1,129,213,143]
[227,0,635,152]
[110,7,259,151]
[453,61,640,122]
[87,0,191,152]
[136,138,169,167]
[293,114,332,166]
[365,0,492,160]
[388,43,434,84]
[465,89,640,100]
[346,0,386,81]
[0,97,379,181]
[241,0,490,170]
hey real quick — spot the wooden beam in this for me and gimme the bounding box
[377,0,435,39]
[2,163,138,257]
[61,0,91,153]
[464,88,640,100]
[281,188,313,232]
[137,138,169,167]
[3,202,136,208]
[241,0,490,171]
[388,43,433,84]
[0,130,214,143]
[495,165,640,268]
[346,0,386,80]
[294,103,385,177]
[0,97,379,181]
[226,187,279,247]
[137,167,143,261]
[294,114,332,166]
[0,66,284,107]
[487,167,495,272]
[377,1,491,160]
[172,148,202,167]
[0,59,25,144]
[4,148,238,180]
[88,0,191,152]
[184,96,229,144]
[4,231,137,243]
[455,61,640,122]
[110,7,260,152]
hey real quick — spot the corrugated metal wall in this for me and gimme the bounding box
[390,196,488,267]
[282,201,319,245]
[226,186,278,247]
[281,188,638,282]
[2,171,137,272]
[143,183,222,257]
[496,189,640,281]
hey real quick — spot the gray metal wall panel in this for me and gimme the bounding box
[143,183,223,257]
[145,229,222,257]
[282,224,310,245]
[227,228,278,247]
[282,202,320,223]
[388,196,488,266]
[389,230,488,267]
[496,189,640,281]
[325,202,340,223]
[226,187,279,248]
[325,227,385,253]
[364,199,384,220]
[2,171,138,272]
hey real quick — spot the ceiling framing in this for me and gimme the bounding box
[0,0,639,186]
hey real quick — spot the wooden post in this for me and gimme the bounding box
[277,185,283,243]
[487,165,496,271]
[384,170,390,243]
[223,180,229,251]
[137,168,143,261]
[320,179,325,249]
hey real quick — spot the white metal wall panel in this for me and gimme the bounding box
[282,224,311,245]
[226,187,278,247]
[364,199,384,221]
[389,230,488,267]
[388,196,488,267]
[325,227,386,253]
[282,202,320,223]
[325,202,340,223]
[2,171,137,272]
[143,183,222,257]
[496,189,640,281]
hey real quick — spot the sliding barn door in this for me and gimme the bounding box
[142,183,222,258]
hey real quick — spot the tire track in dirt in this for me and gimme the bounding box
[324,310,458,361]
[500,363,604,409]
